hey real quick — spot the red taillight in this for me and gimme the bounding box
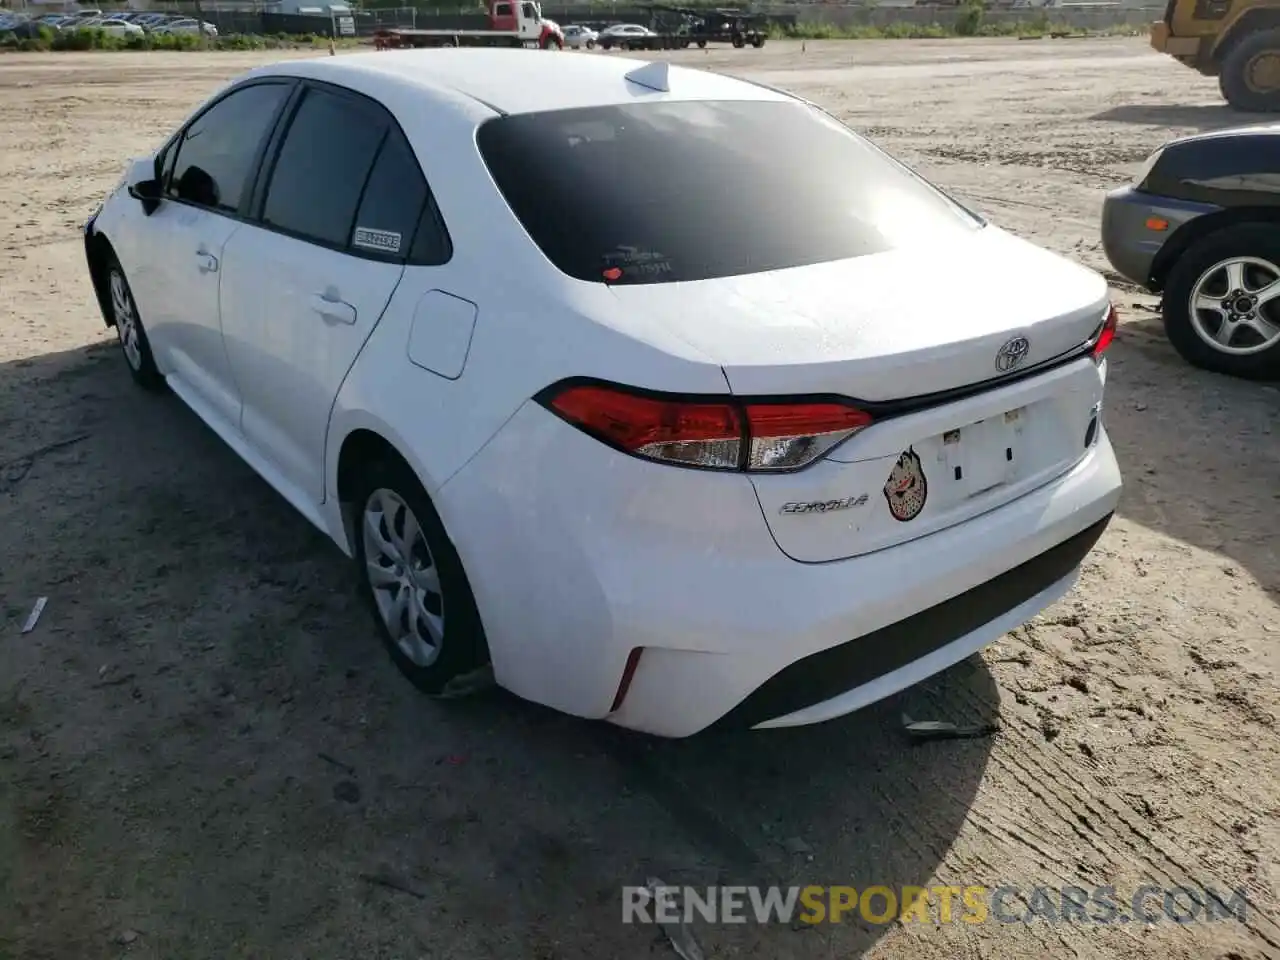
[1092,304,1118,360]
[541,383,874,472]
[744,402,873,470]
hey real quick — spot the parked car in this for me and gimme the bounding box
[133,13,174,29]
[89,17,146,37]
[152,17,217,36]
[83,51,1120,738]
[596,22,655,48]
[562,24,598,48]
[1102,124,1280,379]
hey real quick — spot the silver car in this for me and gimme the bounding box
[562,24,597,48]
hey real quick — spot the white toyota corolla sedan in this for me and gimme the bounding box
[83,50,1121,738]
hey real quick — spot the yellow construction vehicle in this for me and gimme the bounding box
[1150,0,1280,111]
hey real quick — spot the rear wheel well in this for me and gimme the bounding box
[336,429,410,551]
[1150,207,1280,291]
[1214,10,1280,65]
[85,231,118,327]
[336,429,408,505]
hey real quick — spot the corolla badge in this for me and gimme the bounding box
[779,494,868,515]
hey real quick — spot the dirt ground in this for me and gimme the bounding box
[1,38,1279,960]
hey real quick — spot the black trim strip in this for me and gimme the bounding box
[711,512,1113,731]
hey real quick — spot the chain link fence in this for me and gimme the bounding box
[146,0,1164,37]
[147,4,416,36]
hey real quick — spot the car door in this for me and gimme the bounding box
[218,83,412,506]
[122,79,294,432]
[518,1,541,40]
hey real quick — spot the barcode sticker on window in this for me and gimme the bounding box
[352,227,402,254]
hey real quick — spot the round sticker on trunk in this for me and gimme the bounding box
[884,447,927,522]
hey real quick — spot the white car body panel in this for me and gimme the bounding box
[607,226,1109,398]
[749,357,1105,562]
[127,203,245,429]
[218,225,405,505]
[436,399,1120,736]
[87,50,1122,737]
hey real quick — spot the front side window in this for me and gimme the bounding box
[167,82,290,213]
[261,87,386,248]
[477,100,980,285]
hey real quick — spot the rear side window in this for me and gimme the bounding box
[476,100,979,285]
[261,87,387,248]
[351,129,442,262]
[167,82,290,213]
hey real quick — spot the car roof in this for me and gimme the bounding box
[1166,122,1280,148]
[246,48,793,116]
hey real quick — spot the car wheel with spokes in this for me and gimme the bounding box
[353,456,492,698]
[105,257,164,390]
[1163,224,1280,379]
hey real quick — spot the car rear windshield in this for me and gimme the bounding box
[476,99,980,285]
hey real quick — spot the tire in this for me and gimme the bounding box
[1219,27,1280,112]
[751,35,765,48]
[732,34,745,48]
[696,39,706,48]
[586,38,595,48]
[352,456,493,698]
[1161,224,1280,379]
[104,256,163,390]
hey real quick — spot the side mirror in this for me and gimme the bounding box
[128,178,162,216]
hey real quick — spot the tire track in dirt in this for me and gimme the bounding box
[942,680,1280,951]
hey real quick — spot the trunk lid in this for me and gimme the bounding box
[606,226,1110,562]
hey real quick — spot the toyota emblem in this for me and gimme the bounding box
[995,336,1031,373]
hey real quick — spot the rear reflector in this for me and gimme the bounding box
[540,382,874,472]
[1092,304,1118,360]
[610,648,644,712]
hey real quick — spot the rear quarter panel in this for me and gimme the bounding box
[318,72,731,548]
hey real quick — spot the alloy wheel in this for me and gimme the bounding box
[362,487,445,667]
[109,269,142,370]
[1188,256,1280,356]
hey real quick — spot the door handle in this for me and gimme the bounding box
[309,292,357,326]
[195,249,218,274]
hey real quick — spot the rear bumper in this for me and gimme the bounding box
[1101,184,1216,290]
[716,512,1109,730]
[438,401,1122,738]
